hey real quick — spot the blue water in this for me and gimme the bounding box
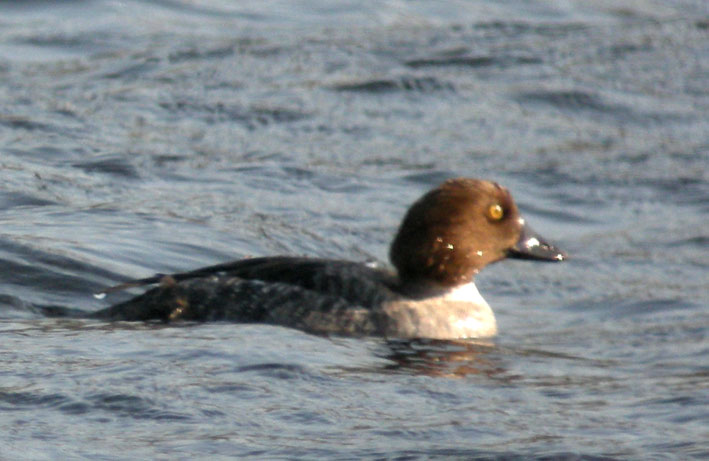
[1,1,707,459]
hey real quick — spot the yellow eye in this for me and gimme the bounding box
[488,204,504,220]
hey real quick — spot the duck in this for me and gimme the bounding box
[93,178,565,339]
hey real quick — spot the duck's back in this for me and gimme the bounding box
[93,257,400,335]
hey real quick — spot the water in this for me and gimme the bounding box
[1,0,707,458]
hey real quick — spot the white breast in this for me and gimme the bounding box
[382,282,497,339]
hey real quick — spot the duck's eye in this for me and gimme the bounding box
[488,204,504,220]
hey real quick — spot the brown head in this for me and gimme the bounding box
[389,178,565,287]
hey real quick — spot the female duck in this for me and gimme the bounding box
[95,178,565,339]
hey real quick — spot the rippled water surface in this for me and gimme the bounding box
[1,1,707,459]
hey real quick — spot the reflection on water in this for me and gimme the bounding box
[380,338,502,378]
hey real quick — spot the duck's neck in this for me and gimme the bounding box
[440,281,489,307]
[397,278,487,305]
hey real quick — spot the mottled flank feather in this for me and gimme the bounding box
[95,258,399,336]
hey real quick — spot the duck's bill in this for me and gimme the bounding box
[508,223,566,262]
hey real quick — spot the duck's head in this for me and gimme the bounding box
[389,178,565,286]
